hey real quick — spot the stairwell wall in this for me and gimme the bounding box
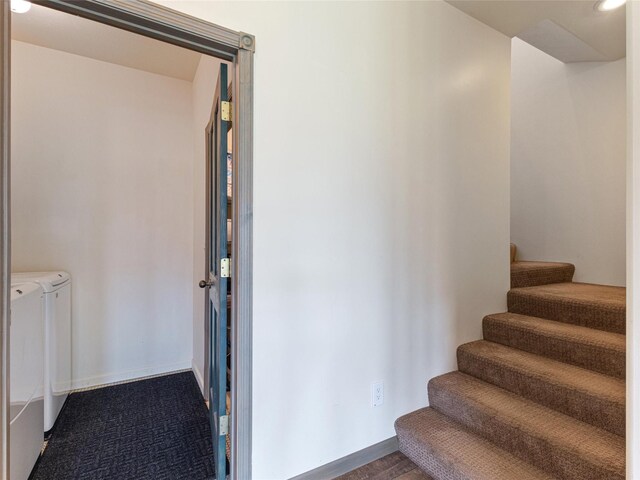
[158,1,512,478]
[510,38,626,286]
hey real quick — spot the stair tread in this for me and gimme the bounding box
[395,407,555,480]
[483,312,625,378]
[510,282,625,307]
[511,260,575,270]
[457,340,624,435]
[459,340,624,399]
[484,312,625,351]
[511,260,575,272]
[428,372,625,480]
[508,282,625,333]
[510,261,575,288]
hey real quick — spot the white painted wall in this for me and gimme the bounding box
[191,54,222,392]
[157,2,512,478]
[11,41,195,389]
[627,1,639,477]
[511,38,626,286]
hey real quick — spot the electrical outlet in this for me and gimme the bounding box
[372,381,384,407]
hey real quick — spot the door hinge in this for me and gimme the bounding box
[220,414,229,435]
[221,101,232,122]
[221,258,231,278]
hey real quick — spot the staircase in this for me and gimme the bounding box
[395,245,625,480]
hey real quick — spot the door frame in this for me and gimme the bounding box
[205,62,231,480]
[0,1,254,479]
[628,2,640,478]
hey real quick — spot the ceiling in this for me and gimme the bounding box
[446,0,626,62]
[11,2,625,75]
[11,3,202,81]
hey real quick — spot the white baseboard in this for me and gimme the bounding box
[192,358,205,396]
[70,360,192,391]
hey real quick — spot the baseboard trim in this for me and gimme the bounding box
[70,361,192,391]
[192,358,205,396]
[289,436,398,480]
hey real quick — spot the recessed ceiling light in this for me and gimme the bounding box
[595,0,626,11]
[10,0,31,13]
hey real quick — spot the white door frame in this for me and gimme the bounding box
[0,1,254,478]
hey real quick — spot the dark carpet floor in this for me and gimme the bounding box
[30,372,215,480]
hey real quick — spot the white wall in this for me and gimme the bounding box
[191,54,222,392]
[11,41,195,388]
[157,2,511,478]
[511,38,626,286]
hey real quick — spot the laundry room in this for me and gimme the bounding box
[7,3,225,479]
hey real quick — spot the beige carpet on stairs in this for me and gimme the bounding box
[510,261,575,288]
[395,251,626,480]
[483,312,625,378]
[508,282,625,334]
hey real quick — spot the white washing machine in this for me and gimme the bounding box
[10,283,44,480]
[13,271,71,432]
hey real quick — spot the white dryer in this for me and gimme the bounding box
[10,283,44,480]
[13,271,71,432]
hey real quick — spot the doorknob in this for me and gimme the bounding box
[199,280,212,288]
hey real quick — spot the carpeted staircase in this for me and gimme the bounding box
[395,245,625,480]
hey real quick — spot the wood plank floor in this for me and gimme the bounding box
[335,451,433,480]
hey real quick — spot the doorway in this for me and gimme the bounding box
[0,1,254,479]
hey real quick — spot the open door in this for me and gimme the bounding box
[200,63,230,480]
[0,2,254,477]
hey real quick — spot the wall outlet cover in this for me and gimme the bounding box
[372,381,383,407]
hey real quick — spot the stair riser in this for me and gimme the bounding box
[428,383,624,480]
[457,348,625,436]
[396,434,451,480]
[396,407,556,480]
[511,266,574,288]
[507,292,625,334]
[483,317,625,379]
